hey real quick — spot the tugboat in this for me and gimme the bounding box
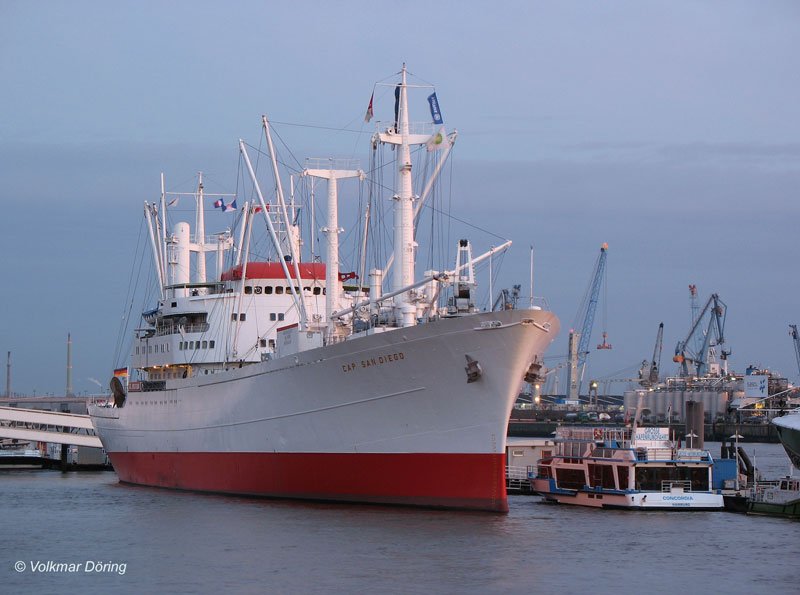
[747,475,800,519]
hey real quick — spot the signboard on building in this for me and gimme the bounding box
[744,374,768,398]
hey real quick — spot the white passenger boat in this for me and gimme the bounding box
[530,426,724,510]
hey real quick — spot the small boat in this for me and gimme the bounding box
[530,426,724,510]
[747,475,800,519]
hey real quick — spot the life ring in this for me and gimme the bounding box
[593,428,603,440]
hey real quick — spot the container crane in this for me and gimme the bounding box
[566,243,610,400]
[673,293,727,377]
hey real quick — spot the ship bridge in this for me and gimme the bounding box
[0,406,102,448]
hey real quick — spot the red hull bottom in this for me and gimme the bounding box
[108,452,509,512]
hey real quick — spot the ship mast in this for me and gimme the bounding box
[393,64,416,327]
[302,160,364,337]
[195,172,207,283]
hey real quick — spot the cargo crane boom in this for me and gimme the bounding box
[789,325,800,377]
[566,243,609,400]
[639,322,664,385]
[576,243,609,365]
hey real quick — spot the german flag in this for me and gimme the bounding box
[113,367,128,378]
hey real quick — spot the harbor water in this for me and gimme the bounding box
[2,442,798,595]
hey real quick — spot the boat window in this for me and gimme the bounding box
[254,286,262,295]
[511,450,524,457]
[313,287,321,295]
[202,341,208,349]
[265,286,273,294]
[270,313,276,321]
[555,468,586,491]
[209,340,215,348]
[304,287,310,292]
[278,313,284,321]
[588,463,616,489]
[244,286,253,295]
[275,287,284,295]
[260,339,267,348]
[322,288,326,295]
[240,313,246,321]
[231,313,238,321]
[617,466,630,490]
[562,442,585,458]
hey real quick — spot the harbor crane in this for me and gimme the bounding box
[789,325,800,377]
[673,292,727,377]
[639,322,664,386]
[566,243,610,400]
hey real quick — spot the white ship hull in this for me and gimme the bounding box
[531,478,724,510]
[773,412,800,470]
[90,308,558,511]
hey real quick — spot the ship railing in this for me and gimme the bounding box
[505,465,528,481]
[644,447,674,461]
[662,480,692,492]
[555,426,631,442]
[154,323,210,337]
[749,480,782,502]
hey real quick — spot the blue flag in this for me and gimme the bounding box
[427,92,443,125]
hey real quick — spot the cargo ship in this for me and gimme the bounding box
[88,65,560,512]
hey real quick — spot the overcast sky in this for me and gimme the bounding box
[2,1,800,396]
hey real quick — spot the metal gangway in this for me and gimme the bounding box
[0,406,102,448]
